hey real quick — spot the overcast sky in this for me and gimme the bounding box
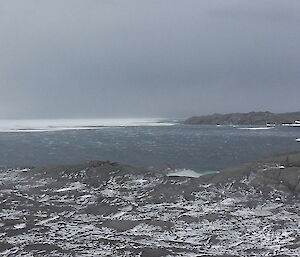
[0,0,299,119]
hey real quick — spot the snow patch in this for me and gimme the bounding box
[37,216,59,226]
[13,223,26,229]
[55,182,85,192]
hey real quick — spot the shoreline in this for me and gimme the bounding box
[5,150,300,193]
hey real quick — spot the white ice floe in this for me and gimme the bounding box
[167,169,219,178]
[167,169,203,178]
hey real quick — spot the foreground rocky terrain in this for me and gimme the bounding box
[0,152,300,256]
[184,111,300,125]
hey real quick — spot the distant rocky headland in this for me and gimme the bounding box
[184,111,300,125]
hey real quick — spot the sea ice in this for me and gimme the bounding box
[167,169,202,178]
[0,118,175,133]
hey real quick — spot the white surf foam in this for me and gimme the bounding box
[0,118,175,133]
[282,123,300,127]
[238,127,273,130]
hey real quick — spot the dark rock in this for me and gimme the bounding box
[141,248,172,257]
[184,111,300,125]
[208,151,300,193]
[102,220,140,232]
[0,242,13,251]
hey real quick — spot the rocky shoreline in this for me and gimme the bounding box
[0,152,300,256]
[184,111,300,125]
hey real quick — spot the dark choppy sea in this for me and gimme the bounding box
[0,119,299,171]
[1,119,300,256]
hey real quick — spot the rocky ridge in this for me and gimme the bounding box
[0,152,300,256]
[184,111,300,125]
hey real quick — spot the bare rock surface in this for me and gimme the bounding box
[184,111,300,125]
[0,153,300,256]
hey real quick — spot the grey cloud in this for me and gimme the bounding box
[0,0,299,118]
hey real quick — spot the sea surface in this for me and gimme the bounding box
[1,119,300,256]
[0,118,299,171]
